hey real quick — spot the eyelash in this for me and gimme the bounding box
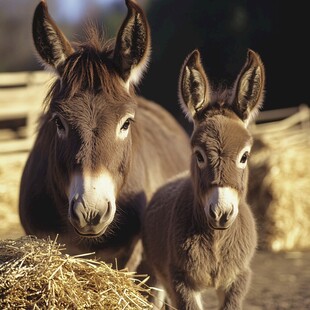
[120,118,134,131]
[240,151,249,164]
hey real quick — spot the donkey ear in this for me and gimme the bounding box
[113,0,151,86]
[178,49,211,120]
[231,49,265,126]
[32,0,74,74]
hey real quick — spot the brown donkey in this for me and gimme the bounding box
[19,0,191,271]
[142,49,265,309]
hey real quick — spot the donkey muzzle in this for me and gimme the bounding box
[69,195,115,237]
[208,204,235,230]
[205,187,239,230]
[68,171,117,237]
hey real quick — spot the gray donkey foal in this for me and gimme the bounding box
[142,49,265,309]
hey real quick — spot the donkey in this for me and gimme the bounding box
[19,0,191,271]
[142,49,265,309]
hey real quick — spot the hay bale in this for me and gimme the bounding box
[248,128,310,252]
[0,236,153,309]
[0,153,27,239]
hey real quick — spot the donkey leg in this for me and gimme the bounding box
[170,284,202,310]
[217,268,252,310]
[167,270,203,310]
[150,284,167,310]
[140,271,167,309]
[136,260,167,309]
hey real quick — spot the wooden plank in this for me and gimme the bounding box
[250,104,310,136]
[0,90,44,119]
[0,71,52,139]
[0,137,35,154]
[0,71,53,87]
[0,87,46,103]
[0,71,53,152]
[256,104,309,123]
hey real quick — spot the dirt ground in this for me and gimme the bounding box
[203,250,310,310]
[0,152,309,310]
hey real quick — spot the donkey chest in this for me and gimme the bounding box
[182,235,243,289]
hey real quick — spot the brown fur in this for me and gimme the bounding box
[142,49,265,309]
[19,0,190,271]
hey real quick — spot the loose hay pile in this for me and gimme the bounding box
[0,236,153,309]
[248,123,310,252]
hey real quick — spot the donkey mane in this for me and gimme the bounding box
[44,25,128,110]
[209,84,233,104]
[193,87,241,123]
[179,81,238,124]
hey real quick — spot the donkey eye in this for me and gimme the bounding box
[52,114,68,138]
[120,118,133,131]
[237,146,251,169]
[54,116,65,131]
[117,115,135,140]
[240,151,249,164]
[193,149,207,169]
[195,151,204,163]
[193,147,207,168]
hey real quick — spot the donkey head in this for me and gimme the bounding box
[32,0,150,237]
[179,49,265,230]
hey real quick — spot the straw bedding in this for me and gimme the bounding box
[0,235,153,309]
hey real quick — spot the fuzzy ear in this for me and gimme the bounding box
[32,0,74,74]
[113,0,151,86]
[178,49,211,120]
[231,49,265,126]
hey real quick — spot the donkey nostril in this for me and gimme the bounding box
[224,206,234,222]
[90,213,101,226]
[229,206,234,216]
[70,198,75,211]
[69,197,78,221]
[209,205,217,220]
[70,194,80,212]
[103,201,112,220]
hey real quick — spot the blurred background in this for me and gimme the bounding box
[0,1,310,308]
[1,0,309,130]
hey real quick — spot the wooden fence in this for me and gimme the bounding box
[0,71,53,153]
[0,70,309,153]
[250,103,310,135]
